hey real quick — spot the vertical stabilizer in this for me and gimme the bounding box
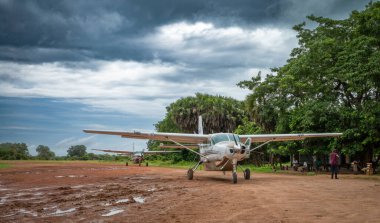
[198,115,204,135]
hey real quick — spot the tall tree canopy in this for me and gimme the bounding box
[238,2,380,158]
[36,145,55,160]
[67,145,87,159]
[0,143,30,160]
[157,93,245,134]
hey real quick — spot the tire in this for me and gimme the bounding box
[187,168,194,180]
[232,172,237,184]
[146,162,149,167]
[244,169,251,180]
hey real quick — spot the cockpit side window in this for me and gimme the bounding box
[211,134,230,144]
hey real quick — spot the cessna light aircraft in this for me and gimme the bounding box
[84,116,342,184]
[93,146,180,166]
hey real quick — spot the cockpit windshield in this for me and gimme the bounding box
[211,133,240,145]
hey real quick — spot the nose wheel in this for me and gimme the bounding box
[232,172,237,184]
[187,168,194,180]
[187,160,202,180]
[232,159,238,184]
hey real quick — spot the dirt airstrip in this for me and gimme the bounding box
[0,161,379,223]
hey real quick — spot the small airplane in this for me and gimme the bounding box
[84,116,342,184]
[93,144,180,166]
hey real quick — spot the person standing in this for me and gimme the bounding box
[330,149,340,179]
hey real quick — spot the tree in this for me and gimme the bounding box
[0,143,30,160]
[67,145,87,159]
[239,2,380,160]
[36,145,55,160]
[164,93,245,134]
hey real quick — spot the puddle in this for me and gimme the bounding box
[43,205,57,210]
[133,197,145,204]
[19,209,38,217]
[0,196,8,204]
[14,192,29,197]
[20,186,50,191]
[1,213,16,217]
[49,208,76,215]
[68,175,85,178]
[115,198,130,204]
[101,208,124,217]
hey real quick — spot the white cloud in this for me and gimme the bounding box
[142,21,297,67]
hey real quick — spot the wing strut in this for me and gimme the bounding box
[250,140,273,152]
[168,139,208,159]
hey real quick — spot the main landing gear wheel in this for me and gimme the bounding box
[244,169,251,180]
[146,162,149,167]
[232,172,237,184]
[187,168,194,180]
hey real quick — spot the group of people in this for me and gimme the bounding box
[292,149,340,179]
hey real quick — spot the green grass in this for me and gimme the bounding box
[0,163,10,169]
[146,160,195,169]
[147,161,278,173]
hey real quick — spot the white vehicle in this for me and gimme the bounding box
[84,116,342,184]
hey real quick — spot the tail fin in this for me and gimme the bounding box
[198,115,204,135]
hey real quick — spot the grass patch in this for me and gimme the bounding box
[0,163,10,169]
[147,161,277,173]
[146,160,195,169]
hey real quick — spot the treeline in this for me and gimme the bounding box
[0,143,126,161]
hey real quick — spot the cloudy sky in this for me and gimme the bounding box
[0,0,371,156]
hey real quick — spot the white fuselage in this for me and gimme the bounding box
[199,133,250,171]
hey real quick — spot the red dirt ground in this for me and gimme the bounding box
[0,161,379,223]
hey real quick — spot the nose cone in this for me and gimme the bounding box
[228,144,247,155]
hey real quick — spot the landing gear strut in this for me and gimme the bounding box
[232,172,237,184]
[232,159,238,184]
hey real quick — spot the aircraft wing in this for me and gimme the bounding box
[83,130,209,144]
[159,144,199,149]
[92,149,134,154]
[143,151,181,154]
[240,133,342,143]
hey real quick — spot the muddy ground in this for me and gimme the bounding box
[0,161,379,223]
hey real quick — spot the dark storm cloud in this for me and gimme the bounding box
[0,0,370,63]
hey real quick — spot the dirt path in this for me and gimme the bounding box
[0,161,379,223]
